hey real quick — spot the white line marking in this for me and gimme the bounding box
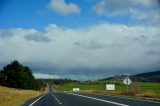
[52,93,64,105]
[67,93,129,106]
[51,93,57,100]
[29,94,45,106]
[59,102,62,104]
[93,93,160,104]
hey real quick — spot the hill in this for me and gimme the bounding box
[131,70,160,82]
[99,75,126,81]
[99,70,160,83]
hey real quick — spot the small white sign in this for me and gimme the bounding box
[106,84,115,90]
[123,77,132,85]
[73,88,80,92]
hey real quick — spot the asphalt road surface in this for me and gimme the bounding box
[23,85,160,106]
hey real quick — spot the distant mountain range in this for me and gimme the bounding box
[100,70,160,83]
[131,70,160,82]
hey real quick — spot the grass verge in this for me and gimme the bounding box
[56,82,160,101]
[0,86,46,106]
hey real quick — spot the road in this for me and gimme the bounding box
[23,85,160,106]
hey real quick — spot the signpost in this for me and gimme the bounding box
[130,83,140,93]
[123,77,132,94]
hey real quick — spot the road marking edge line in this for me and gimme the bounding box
[67,93,129,106]
[29,94,46,106]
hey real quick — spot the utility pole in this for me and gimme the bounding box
[86,73,92,92]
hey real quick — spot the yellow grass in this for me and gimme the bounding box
[0,86,46,106]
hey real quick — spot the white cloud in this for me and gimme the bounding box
[93,0,160,25]
[34,73,59,79]
[0,23,160,79]
[48,0,81,16]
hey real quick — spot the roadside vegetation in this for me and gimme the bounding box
[0,60,47,106]
[0,60,46,90]
[0,85,46,106]
[56,81,160,101]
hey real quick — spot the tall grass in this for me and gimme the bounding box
[0,86,45,106]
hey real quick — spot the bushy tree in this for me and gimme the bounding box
[0,60,46,90]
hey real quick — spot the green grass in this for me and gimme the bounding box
[57,81,160,96]
[57,83,105,91]
[139,82,160,95]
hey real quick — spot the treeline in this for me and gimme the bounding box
[38,78,80,85]
[0,60,46,90]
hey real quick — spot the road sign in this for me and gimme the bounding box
[106,84,115,91]
[123,77,132,85]
[73,88,80,92]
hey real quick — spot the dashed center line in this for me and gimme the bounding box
[58,101,63,105]
[52,93,64,105]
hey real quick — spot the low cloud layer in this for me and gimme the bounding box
[0,23,160,80]
[48,0,81,16]
[33,73,59,79]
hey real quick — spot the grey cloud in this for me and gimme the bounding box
[93,0,160,25]
[147,49,160,55]
[157,0,160,6]
[0,30,14,38]
[24,32,51,42]
[93,0,130,16]
[0,23,160,80]
[146,35,160,47]
[132,35,148,45]
[74,39,108,50]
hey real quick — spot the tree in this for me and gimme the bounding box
[0,60,46,90]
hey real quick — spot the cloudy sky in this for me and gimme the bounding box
[0,0,160,80]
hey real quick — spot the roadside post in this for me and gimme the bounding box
[123,77,132,94]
